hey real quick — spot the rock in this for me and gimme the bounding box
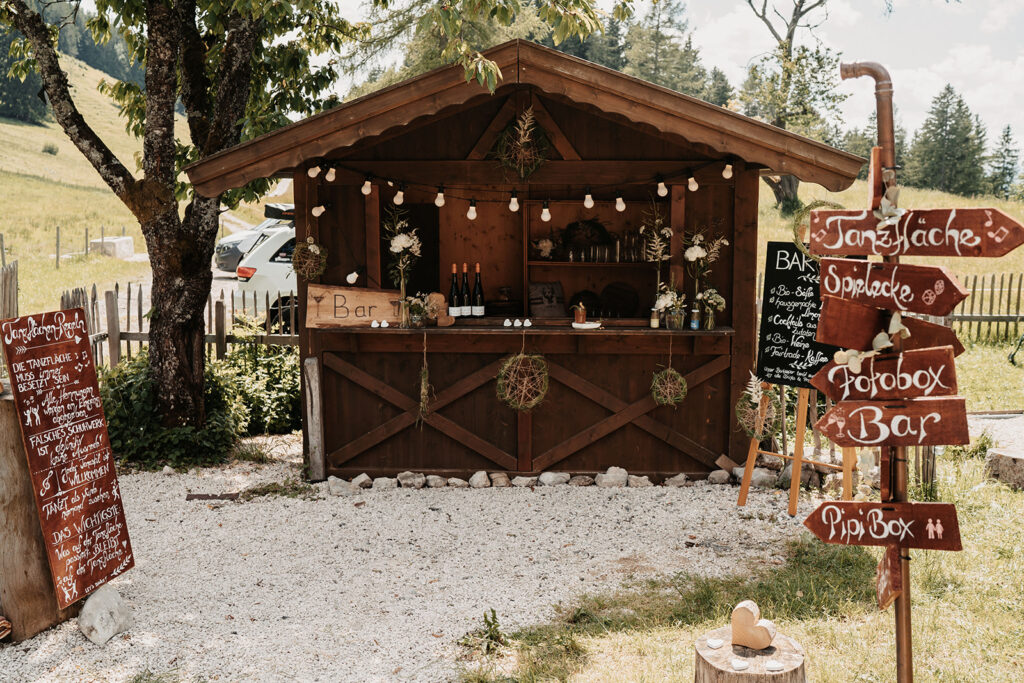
[750,468,777,489]
[755,451,783,471]
[490,472,512,488]
[986,449,1024,489]
[328,476,359,497]
[425,475,447,488]
[512,476,538,487]
[854,483,873,501]
[628,475,653,487]
[397,471,426,489]
[78,585,132,646]
[447,477,470,488]
[568,475,594,486]
[372,477,398,490]
[352,473,372,488]
[469,471,491,488]
[595,466,628,488]
[861,466,881,489]
[538,472,570,486]
[707,469,731,485]
[731,467,745,482]
[777,463,819,489]
[161,465,175,476]
[663,473,688,487]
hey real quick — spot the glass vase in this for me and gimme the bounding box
[399,276,411,328]
[704,310,716,330]
[667,310,685,330]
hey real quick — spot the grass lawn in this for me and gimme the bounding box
[461,453,1024,682]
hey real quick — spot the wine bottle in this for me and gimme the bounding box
[448,263,461,317]
[460,263,472,317]
[472,262,485,317]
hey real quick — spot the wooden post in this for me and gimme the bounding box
[105,290,121,366]
[85,227,89,255]
[0,392,80,640]
[0,233,5,268]
[215,298,227,360]
[303,357,326,481]
[842,447,855,500]
[695,626,806,682]
[787,388,810,517]
[55,226,60,269]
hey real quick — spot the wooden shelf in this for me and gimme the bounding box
[527,260,651,268]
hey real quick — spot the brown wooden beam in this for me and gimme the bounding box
[364,186,381,288]
[466,96,518,160]
[529,92,581,161]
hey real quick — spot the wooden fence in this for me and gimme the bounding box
[0,261,17,379]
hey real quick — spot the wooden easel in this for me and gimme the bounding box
[737,385,855,516]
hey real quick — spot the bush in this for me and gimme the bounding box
[41,142,59,155]
[100,353,245,469]
[222,319,301,435]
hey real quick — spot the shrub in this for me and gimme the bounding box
[100,353,245,469]
[222,318,301,435]
[41,142,59,155]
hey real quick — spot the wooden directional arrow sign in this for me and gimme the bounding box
[809,207,1024,257]
[819,258,968,316]
[876,545,902,610]
[816,295,965,356]
[804,501,962,551]
[810,346,958,402]
[815,397,969,448]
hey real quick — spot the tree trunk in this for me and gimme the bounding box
[762,175,802,214]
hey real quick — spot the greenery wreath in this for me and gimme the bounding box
[735,383,783,441]
[492,106,550,180]
[650,367,688,407]
[292,236,327,280]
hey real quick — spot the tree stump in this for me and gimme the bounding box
[695,626,806,682]
[0,389,79,641]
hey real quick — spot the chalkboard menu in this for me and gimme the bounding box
[756,242,836,388]
[1,308,134,608]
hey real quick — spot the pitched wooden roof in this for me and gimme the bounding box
[185,40,863,197]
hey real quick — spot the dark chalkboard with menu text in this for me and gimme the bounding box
[755,242,837,389]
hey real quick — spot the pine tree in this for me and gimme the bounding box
[988,125,1018,199]
[623,0,706,96]
[842,110,908,180]
[0,27,47,123]
[904,85,988,195]
[703,67,733,106]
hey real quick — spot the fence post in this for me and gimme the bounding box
[85,227,89,255]
[105,290,121,366]
[0,233,6,268]
[121,225,126,237]
[215,298,227,360]
[55,226,60,269]
[303,357,326,481]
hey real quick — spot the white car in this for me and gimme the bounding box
[236,227,296,329]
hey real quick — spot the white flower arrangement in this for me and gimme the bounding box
[537,238,554,258]
[702,288,726,312]
[684,245,707,262]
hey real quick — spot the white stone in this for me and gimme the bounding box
[489,472,511,488]
[161,465,175,476]
[425,475,447,488]
[568,475,594,486]
[447,477,469,488]
[750,468,777,489]
[469,471,491,488]
[595,466,628,488]
[372,477,398,490]
[706,638,724,649]
[352,473,372,488]
[707,469,731,485]
[397,471,426,489]
[78,585,132,646]
[328,476,359,497]
[986,449,1024,489]
[776,462,819,489]
[731,467,745,481]
[663,473,688,487]
[628,475,653,487]
[512,476,538,487]
[89,236,134,259]
[730,659,749,671]
[538,472,570,486]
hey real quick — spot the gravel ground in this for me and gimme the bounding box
[0,438,814,683]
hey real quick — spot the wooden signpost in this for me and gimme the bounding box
[305,284,402,328]
[819,258,968,317]
[803,501,962,551]
[809,207,1024,258]
[810,347,958,401]
[876,546,902,610]
[816,295,965,356]
[0,309,134,610]
[814,397,969,448]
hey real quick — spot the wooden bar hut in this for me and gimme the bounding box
[186,40,862,480]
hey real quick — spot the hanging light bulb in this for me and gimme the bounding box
[434,186,446,208]
[722,164,733,180]
[324,164,336,182]
[346,270,359,284]
[583,188,595,209]
[541,200,551,222]
[360,175,372,195]
[467,199,478,220]
[393,184,405,205]
[508,191,520,212]
[615,195,626,212]
[311,203,328,218]
[306,162,322,178]
[656,175,669,197]
[688,176,699,192]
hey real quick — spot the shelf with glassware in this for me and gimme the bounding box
[522,198,670,321]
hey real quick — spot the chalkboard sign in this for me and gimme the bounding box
[1,308,134,608]
[755,242,836,388]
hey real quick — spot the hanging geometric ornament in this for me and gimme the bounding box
[292,236,328,280]
[651,366,688,407]
[496,353,549,411]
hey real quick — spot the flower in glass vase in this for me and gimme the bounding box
[683,224,728,299]
[383,206,421,326]
[699,288,726,330]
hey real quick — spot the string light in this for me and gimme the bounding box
[346,270,360,284]
[393,184,405,205]
[722,163,733,179]
[541,200,551,222]
[583,188,595,209]
[434,185,446,208]
[360,175,372,195]
[656,175,668,197]
[324,164,336,182]
[467,199,478,220]
[311,203,329,218]
[615,195,626,212]
[688,176,699,192]
[306,163,322,178]
[508,190,520,212]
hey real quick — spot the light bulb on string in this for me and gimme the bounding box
[306,163,322,178]
[324,165,336,182]
[541,200,551,222]
[311,203,328,218]
[393,184,405,205]
[508,191,520,212]
[346,270,360,284]
[360,176,372,195]
[583,188,594,209]
[615,195,626,212]
[434,186,446,208]
[467,199,478,220]
[687,176,699,192]
[722,164,733,179]
[656,176,668,197]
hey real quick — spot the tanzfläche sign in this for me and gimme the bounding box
[804,501,962,551]
[808,207,1024,257]
[810,346,958,402]
[818,259,968,317]
[814,397,968,448]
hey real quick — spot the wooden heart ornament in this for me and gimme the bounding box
[730,600,777,650]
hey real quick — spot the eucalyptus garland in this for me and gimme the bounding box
[650,367,688,407]
[496,353,549,411]
[292,236,327,280]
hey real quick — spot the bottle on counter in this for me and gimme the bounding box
[448,263,461,317]
[460,263,472,317]
[472,263,486,317]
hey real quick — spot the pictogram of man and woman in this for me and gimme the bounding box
[926,517,944,540]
